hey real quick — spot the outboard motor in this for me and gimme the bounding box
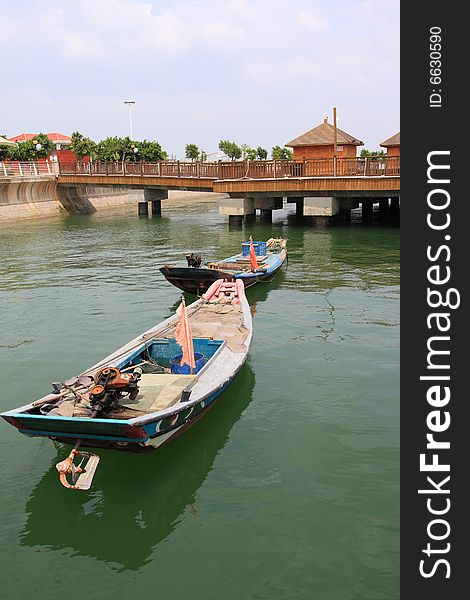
[186,253,202,268]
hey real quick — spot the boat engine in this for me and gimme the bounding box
[89,367,141,414]
[186,253,202,268]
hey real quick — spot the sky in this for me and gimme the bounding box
[1,0,399,158]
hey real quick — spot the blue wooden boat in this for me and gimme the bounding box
[159,237,287,295]
[1,279,252,490]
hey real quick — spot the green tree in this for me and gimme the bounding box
[218,139,242,160]
[70,131,97,159]
[95,136,166,162]
[185,143,200,161]
[31,133,54,158]
[136,139,166,161]
[7,140,36,161]
[241,144,258,161]
[256,146,268,160]
[0,134,10,161]
[271,146,293,160]
[360,149,386,158]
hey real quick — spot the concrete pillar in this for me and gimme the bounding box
[361,200,373,221]
[260,209,272,223]
[337,198,353,221]
[304,197,338,226]
[378,198,389,222]
[151,197,161,215]
[338,206,351,221]
[138,201,149,217]
[229,215,243,228]
[219,197,255,220]
[144,188,168,216]
[254,196,281,211]
[390,197,400,221]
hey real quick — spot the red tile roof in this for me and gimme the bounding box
[8,132,72,143]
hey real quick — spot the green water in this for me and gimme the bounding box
[0,203,399,600]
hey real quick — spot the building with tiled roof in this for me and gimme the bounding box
[8,132,72,150]
[286,117,363,159]
[380,132,400,156]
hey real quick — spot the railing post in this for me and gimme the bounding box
[33,162,38,176]
[196,161,200,178]
[363,157,368,176]
[177,161,181,177]
[2,162,7,177]
[273,159,277,178]
[18,162,23,176]
[333,157,337,177]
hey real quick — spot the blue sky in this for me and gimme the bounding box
[1,0,399,157]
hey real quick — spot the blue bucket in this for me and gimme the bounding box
[170,353,205,374]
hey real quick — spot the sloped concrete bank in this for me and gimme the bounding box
[0,178,224,221]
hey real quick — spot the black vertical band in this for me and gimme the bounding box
[401,3,468,597]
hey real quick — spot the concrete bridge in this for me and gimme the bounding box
[1,158,400,224]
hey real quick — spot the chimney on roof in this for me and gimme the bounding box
[324,117,328,123]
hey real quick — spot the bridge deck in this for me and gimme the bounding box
[57,157,400,196]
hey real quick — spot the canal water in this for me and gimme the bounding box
[0,201,399,600]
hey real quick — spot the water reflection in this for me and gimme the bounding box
[20,363,255,571]
[283,227,400,292]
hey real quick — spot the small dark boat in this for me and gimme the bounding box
[1,279,252,491]
[160,238,287,295]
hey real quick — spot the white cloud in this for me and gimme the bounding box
[0,0,399,155]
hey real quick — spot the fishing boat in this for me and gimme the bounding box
[159,237,287,295]
[1,279,252,490]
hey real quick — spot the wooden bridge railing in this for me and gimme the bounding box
[59,156,400,179]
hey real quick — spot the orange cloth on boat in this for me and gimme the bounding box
[175,297,196,370]
[249,236,259,271]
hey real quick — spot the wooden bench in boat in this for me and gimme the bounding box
[120,373,196,413]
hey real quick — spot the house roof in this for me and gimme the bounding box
[286,118,363,147]
[380,132,400,147]
[8,132,72,143]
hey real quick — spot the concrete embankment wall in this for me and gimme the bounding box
[0,178,223,222]
[0,178,65,220]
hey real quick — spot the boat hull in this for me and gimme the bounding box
[159,266,236,295]
[160,252,285,295]
[10,373,237,452]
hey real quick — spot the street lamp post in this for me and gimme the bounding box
[124,100,136,139]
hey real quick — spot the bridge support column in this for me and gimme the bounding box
[229,215,244,228]
[390,197,400,222]
[295,198,304,217]
[138,201,149,217]
[304,196,338,226]
[219,196,255,224]
[144,188,168,216]
[361,200,373,222]
[259,209,272,223]
[254,196,283,210]
[337,199,353,221]
[378,198,389,222]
